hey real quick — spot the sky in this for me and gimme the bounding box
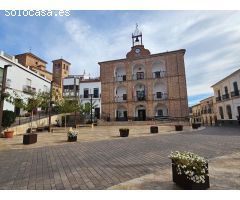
[0,10,240,106]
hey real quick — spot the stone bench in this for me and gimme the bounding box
[50,127,67,133]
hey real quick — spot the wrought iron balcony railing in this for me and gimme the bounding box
[22,85,36,94]
[115,75,127,82]
[115,95,127,102]
[222,93,230,100]
[153,92,168,100]
[231,90,240,97]
[216,96,221,102]
[152,71,166,78]
[132,73,145,80]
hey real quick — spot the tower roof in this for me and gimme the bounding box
[52,58,71,65]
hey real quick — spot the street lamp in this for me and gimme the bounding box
[89,92,93,124]
[0,64,12,134]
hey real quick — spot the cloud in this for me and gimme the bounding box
[1,11,240,106]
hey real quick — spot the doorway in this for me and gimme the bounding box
[138,109,146,121]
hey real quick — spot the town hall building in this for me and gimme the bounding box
[99,25,189,121]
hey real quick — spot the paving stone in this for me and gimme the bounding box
[0,127,239,190]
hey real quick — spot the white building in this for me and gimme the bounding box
[211,68,240,126]
[0,50,51,115]
[79,78,101,119]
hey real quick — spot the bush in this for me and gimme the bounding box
[1,110,16,129]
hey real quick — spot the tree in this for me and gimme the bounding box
[7,90,50,133]
[55,99,80,129]
[1,110,16,130]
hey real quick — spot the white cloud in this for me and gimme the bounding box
[8,11,239,105]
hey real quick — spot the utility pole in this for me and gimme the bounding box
[0,65,12,134]
[48,81,53,132]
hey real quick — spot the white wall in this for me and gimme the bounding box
[0,52,51,112]
[212,69,240,120]
[79,81,101,112]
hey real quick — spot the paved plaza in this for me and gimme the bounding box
[0,126,239,190]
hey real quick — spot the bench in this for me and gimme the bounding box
[36,126,45,132]
[75,123,97,128]
[50,127,67,133]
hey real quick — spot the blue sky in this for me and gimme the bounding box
[1,10,240,106]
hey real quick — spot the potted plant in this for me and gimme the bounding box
[150,126,158,133]
[1,110,16,138]
[8,91,49,144]
[67,127,78,142]
[175,125,183,131]
[169,151,210,190]
[119,128,129,137]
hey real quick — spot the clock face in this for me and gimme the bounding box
[135,48,141,54]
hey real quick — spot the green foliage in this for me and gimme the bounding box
[79,101,97,117]
[7,90,50,112]
[1,110,16,129]
[55,99,80,114]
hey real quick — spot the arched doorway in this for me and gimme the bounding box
[135,105,146,121]
[116,106,128,121]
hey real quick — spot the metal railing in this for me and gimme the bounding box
[115,75,127,82]
[153,93,168,100]
[222,93,230,100]
[152,71,167,78]
[132,73,145,80]
[231,90,240,97]
[115,95,127,102]
[22,85,36,94]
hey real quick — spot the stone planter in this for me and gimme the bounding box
[172,161,210,190]
[150,126,158,133]
[4,130,14,138]
[175,125,183,131]
[192,123,201,129]
[68,136,77,142]
[119,129,129,137]
[23,133,37,145]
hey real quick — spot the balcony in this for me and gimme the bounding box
[153,92,168,100]
[222,93,230,100]
[115,94,127,102]
[115,75,126,82]
[22,85,36,94]
[134,95,146,101]
[216,96,221,102]
[132,73,145,80]
[152,71,166,79]
[63,91,79,97]
[231,90,240,97]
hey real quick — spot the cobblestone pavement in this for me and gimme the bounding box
[0,126,239,190]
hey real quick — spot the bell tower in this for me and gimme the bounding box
[132,23,143,47]
[126,24,150,59]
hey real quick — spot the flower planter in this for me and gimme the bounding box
[172,161,210,190]
[192,123,199,129]
[4,130,14,138]
[119,129,129,137]
[175,125,183,131]
[68,136,77,142]
[150,126,158,134]
[23,133,37,145]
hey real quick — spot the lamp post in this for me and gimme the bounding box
[0,65,12,134]
[89,93,93,124]
[48,80,54,132]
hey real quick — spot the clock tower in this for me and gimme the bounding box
[126,24,150,59]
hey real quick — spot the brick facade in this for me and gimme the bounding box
[99,39,189,121]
